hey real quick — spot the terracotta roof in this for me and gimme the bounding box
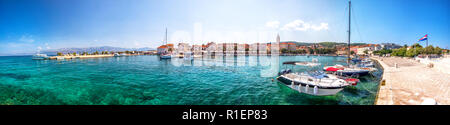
[157,45,167,49]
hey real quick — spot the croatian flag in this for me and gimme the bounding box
[419,34,428,42]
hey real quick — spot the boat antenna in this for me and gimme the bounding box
[347,0,351,65]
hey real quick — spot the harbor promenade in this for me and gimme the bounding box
[372,56,450,105]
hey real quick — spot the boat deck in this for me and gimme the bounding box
[281,73,349,88]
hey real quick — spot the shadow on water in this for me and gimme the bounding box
[0,73,31,80]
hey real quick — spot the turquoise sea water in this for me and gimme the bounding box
[0,55,382,105]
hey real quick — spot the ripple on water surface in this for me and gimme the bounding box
[0,55,382,105]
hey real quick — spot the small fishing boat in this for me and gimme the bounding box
[160,54,172,59]
[32,54,49,60]
[277,71,356,96]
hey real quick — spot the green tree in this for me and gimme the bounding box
[405,49,415,57]
[434,47,442,55]
[350,51,355,55]
[72,52,77,56]
[363,50,369,55]
[412,43,422,48]
[424,46,434,54]
[57,52,63,56]
[392,48,407,57]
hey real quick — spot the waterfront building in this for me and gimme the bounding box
[157,45,168,55]
[337,47,348,55]
[216,43,225,56]
[381,43,402,50]
[350,46,359,54]
[259,43,268,55]
[280,43,288,51]
[280,42,297,52]
[192,45,203,56]
[177,43,191,55]
[225,43,235,56]
[157,43,174,55]
[357,47,371,55]
[236,44,246,56]
[288,43,297,51]
[249,43,258,55]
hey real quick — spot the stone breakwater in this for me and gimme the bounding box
[372,56,449,105]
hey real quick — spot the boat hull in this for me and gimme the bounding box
[160,55,172,59]
[337,70,369,77]
[277,76,345,96]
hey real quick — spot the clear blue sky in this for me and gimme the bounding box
[0,0,449,55]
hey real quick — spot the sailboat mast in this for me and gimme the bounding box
[347,0,351,65]
[165,28,168,45]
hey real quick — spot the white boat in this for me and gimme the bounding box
[32,54,48,60]
[183,52,193,60]
[277,72,354,96]
[160,54,172,59]
[159,28,173,59]
[283,61,320,67]
[359,60,374,67]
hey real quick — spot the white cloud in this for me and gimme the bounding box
[265,21,280,28]
[281,20,328,31]
[311,23,329,31]
[45,43,51,49]
[19,35,35,43]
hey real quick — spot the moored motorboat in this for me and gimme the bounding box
[324,64,370,78]
[277,72,354,96]
[336,68,370,77]
[283,61,320,67]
